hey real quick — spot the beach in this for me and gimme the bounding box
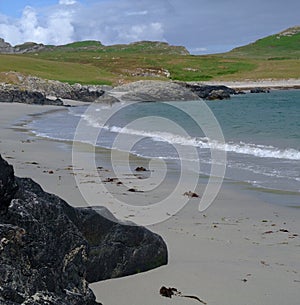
[201,78,300,90]
[1,101,299,305]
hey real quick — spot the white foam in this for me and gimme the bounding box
[81,113,300,161]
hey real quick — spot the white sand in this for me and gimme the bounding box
[1,102,299,305]
[199,78,300,90]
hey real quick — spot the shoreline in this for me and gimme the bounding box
[1,103,300,305]
[199,78,300,90]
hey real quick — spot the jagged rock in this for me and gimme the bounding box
[71,85,105,102]
[0,155,167,305]
[0,155,18,213]
[0,38,14,53]
[182,83,236,100]
[250,87,270,93]
[0,86,63,106]
[14,42,46,54]
[206,89,230,100]
[0,39,46,54]
[0,72,108,103]
[110,80,200,101]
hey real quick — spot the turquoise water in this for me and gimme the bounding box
[27,90,300,194]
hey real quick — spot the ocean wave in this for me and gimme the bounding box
[81,114,300,160]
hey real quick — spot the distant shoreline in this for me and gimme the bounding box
[198,78,300,90]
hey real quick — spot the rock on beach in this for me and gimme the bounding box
[0,154,168,305]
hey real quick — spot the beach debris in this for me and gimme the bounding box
[128,188,137,192]
[183,191,200,198]
[21,139,33,143]
[135,166,148,172]
[159,286,207,304]
[127,187,144,193]
[262,230,274,235]
[260,260,270,266]
[279,229,290,233]
[103,177,119,183]
[25,161,39,165]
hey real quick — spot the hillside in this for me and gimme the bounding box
[0,26,300,85]
[226,26,300,59]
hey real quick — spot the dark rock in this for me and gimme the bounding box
[0,87,64,106]
[182,83,236,100]
[183,191,200,198]
[72,86,105,103]
[127,188,137,192]
[234,90,246,95]
[206,89,230,100]
[0,72,108,104]
[135,166,148,172]
[0,155,168,305]
[0,155,18,213]
[250,87,270,93]
[74,207,167,282]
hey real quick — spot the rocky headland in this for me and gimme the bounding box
[2,72,276,106]
[0,72,110,105]
[0,73,239,106]
[0,154,168,305]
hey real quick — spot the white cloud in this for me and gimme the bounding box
[125,10,148,16]
[59,0,77,5]
[0,5,75,45]
[0,0,300,53]
[115,22,165,43]
[0,1,166,46]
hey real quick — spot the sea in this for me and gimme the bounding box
[26,90,300,205]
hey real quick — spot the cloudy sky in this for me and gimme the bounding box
[0,0,299,54]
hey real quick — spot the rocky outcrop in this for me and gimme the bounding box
[0,39,46,54]
[0,38,14,53]
[0,85,64,106]
[182,83,236,100]
[0,155,168,305]
[0,72,108,103]
[250,87,270,93]
[110,80,200,101]
[0,71,237,105]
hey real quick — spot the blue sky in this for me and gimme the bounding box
[0,0,299,54]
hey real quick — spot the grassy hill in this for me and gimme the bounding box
[1,26,300,85]
[226,26,300,59]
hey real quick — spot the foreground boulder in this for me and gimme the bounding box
[0,155,168,305]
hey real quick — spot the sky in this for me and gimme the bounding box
[0,0,299,54]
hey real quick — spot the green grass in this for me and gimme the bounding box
[1,27,300,85]
[226,27,300,59]
[0,54,114,85]
[61,40,103,48]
